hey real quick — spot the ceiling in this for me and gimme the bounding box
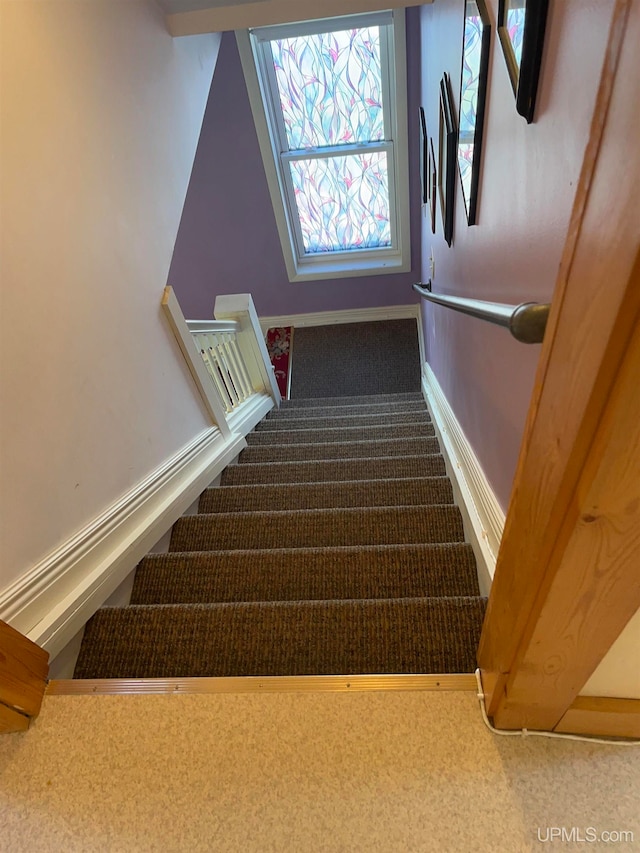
[156,0,267,14]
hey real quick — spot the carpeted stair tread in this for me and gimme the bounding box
[281,392,424,408]
[221,454,447,485]
[267,400,427,419]
[239,436,440,463]
[74,597,487,679]
[131,543,480,605]
[256,411,431,431]
[170,504,465,551]
[199,477,453,513]
[247,422,435,445]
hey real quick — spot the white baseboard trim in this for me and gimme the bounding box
[421,363,504,596]
[0,427,248,659]
[259,303,420,331]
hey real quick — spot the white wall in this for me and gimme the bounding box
[581,609,640,700]
[0,2,220,592]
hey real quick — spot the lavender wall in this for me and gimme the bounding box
[419,0,614,511]
[168,11,422,320]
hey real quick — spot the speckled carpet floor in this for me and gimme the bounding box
[2,691,638,852]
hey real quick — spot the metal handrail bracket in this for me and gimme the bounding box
[413,281,550,344]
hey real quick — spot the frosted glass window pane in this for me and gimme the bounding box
[505,5,525,68]
[289,152,391,254]
[270,27,384,150]
[458,11,484,204]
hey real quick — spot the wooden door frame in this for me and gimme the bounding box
[478,0,640,732]
[0,620,49,733]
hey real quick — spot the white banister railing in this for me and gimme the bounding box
[162,287,280,439]
[186,321,254,413]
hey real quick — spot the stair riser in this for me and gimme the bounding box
[256,412,431,431]
[247,423,435,446]
[267,401,427,419]
[132,544,480,605]
[170,506,464,551]
[221,455,447,485]
[239,437,440,463]
[199,478,453,513]
[280,392,424,408]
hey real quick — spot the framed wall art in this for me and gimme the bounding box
[498,0,549,123]
[428,137,437,234]
[419,106,429,204]
[458,0,491,225]
[438,72,457,247]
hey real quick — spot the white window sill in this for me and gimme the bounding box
[288,254,411,282]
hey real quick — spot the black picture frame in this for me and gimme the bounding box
[419,106,429,204]
[428,137,437,235]
[458,0,491,225]
[498,0,549,123]
[438,72,457,247]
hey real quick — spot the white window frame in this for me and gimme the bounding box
[236,10,411,283]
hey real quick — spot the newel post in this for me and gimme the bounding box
[214,293,282,406]
[162,286,233,438]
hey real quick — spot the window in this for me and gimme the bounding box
[237,11,411,282]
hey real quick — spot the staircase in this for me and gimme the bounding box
[74,392,486,678]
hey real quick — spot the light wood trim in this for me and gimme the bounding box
[478,0,639,719]
[494,306,640,730]
[165,0,432,37]
[0,619,49,718]
[46,673,477,695]
[555,697,640,739]
[0,702,30,734]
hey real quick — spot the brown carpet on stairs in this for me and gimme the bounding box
[281,392,423,407]
[255,410,431,430]
[169,504,465,552]
[238,436,440,463]
[247,422,435,444]
[130,544,480,605]
[219,454,447,486]
[267,400,426,418]
[288,320,421,398]
[74,598,485,679]
[74,322,485,679]
[198,477,453,513]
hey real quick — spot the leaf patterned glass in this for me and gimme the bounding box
[458,7,484,206]
[289,152,391,253]
[270,27,384,150]
[505,2,525,69]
